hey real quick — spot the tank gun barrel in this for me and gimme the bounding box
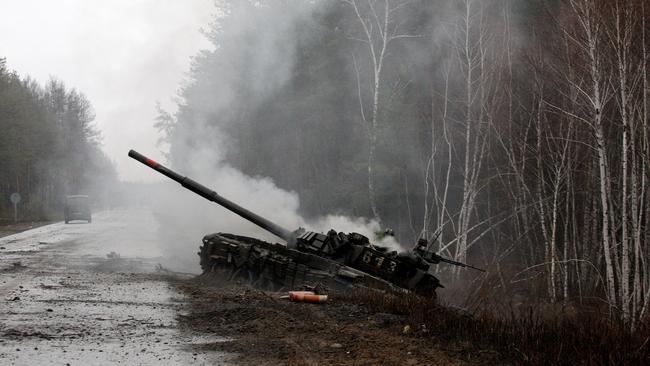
[433,255,485,272]
[128,149,294,242]
[421,251,485,272]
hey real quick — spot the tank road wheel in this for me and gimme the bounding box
[228,265,261,287]
[198,243,228,278]
[198,244,211,273]
[223,263,281,292]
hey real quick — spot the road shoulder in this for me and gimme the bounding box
[0,221,56,239]
[176,278,502,366]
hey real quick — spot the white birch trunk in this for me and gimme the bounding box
[345,0,416,226]
[571,0,618,304]
[612,1,631,319]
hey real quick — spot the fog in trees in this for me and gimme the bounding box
[0,59,117,222]
[150,0,650,326]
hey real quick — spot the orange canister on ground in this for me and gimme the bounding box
[288,291,328,303]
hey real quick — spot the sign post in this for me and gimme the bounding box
[10,193,21,223]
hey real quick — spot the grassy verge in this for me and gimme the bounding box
[0,221,55,238]
[338,290,650,365]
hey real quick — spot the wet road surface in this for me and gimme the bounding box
[0,209,231,365]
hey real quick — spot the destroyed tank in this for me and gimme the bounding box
[129,150,484,298]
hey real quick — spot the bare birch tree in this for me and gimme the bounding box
[343,0,419,226]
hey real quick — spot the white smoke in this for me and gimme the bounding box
[151,132,403,273]
[148,1,404,272]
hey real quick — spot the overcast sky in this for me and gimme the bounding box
[0,0,214,181]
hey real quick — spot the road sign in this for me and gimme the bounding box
[10,193,20,223]
[10,193,21,204]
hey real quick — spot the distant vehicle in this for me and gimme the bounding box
[64,195,91,224]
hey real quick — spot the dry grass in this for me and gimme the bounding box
[338,289,650,365]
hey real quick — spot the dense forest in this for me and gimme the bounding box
[159,0,649,325]
[0,58,116,222]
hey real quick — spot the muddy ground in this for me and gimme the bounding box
[176,276,504,366]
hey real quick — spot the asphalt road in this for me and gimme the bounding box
[0,209,231,365]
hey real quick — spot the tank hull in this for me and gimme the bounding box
[199,232,439,297]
